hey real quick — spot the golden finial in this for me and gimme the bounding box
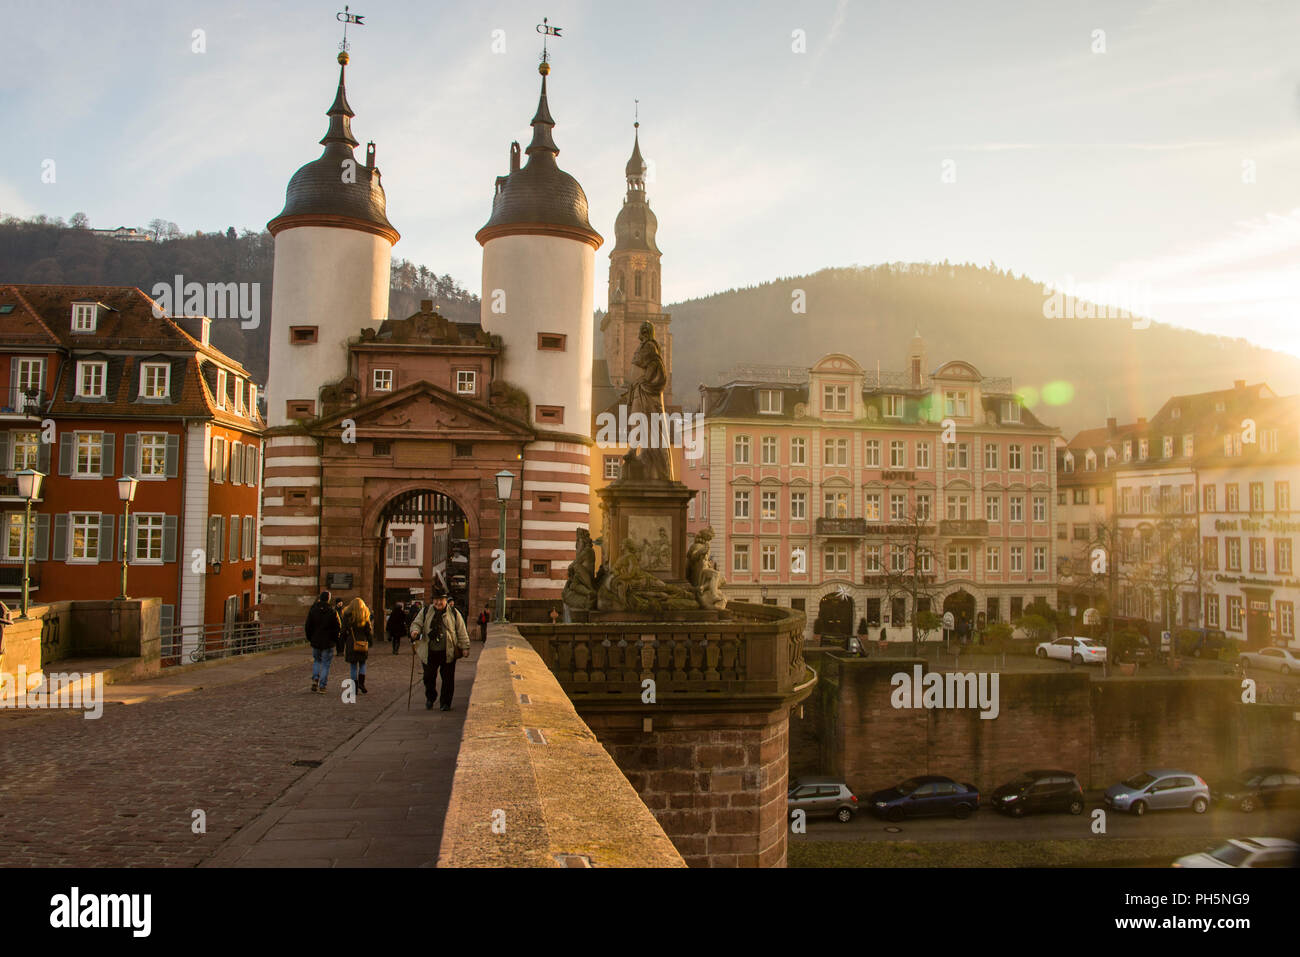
[338,51,350,65]
[539,60,550,76]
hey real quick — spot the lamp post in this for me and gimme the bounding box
[494,469,515,623]
[116,475,138,600]
[15,469,44,619]
[760,585,768,604]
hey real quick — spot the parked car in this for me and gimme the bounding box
[869,775,980,821]
[1103,769,1210,816]
[1173,837,1299,868]
[1212,766,1300,812]
[1035,636,1108,665]
[1238,646,1300,675]
[992,770,1085,817]
[1177,628,1229,658]
[788,777,859,823]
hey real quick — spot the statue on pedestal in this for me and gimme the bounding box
[620,321,673,482]
[561,528,598,614]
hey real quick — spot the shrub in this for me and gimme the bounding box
[1218,642,1240,663]
[857,617,870,635]
[1014,613,1052,644]
[915,610,943,639]
[984,622,1014,653]
[1110,629,1144,663]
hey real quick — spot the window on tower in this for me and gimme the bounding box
[635,272,643,297]
[290,326,319,344]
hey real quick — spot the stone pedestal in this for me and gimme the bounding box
[596,480,697,584]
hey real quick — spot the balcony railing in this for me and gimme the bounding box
[516,602,811,700]
[0,564,40,588]
[2,389,48,416]
[816,517,867,537]
[939,518,989,537]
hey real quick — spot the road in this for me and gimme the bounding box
[792,803,1300,844]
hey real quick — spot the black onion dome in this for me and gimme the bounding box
[268,56,398,242]
[476,70,602,248]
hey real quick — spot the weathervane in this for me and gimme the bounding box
[337,5,365,55]
[536,17,562,66]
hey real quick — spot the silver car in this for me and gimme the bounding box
[1103,769,1210,816]
[1238,646,1300,675]
[788,777,859,823]
[1174,837,1299,868]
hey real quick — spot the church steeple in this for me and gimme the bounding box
[625,124,646,192]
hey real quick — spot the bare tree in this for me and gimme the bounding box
[879,503,941,654]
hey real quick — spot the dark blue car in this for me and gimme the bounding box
[868,775,980,821]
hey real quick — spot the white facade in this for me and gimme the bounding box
[480,233,595,438]
[1199,461,1300,647]
[267,225,393,427]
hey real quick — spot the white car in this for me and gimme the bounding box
[1173,837,1299,868]
[1238,646,1300,675]
[1036,636,1108,665]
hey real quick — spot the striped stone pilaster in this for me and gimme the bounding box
[258,433,322,623]
[520,438,591,598]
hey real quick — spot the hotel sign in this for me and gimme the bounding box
[882,471,916,481]
[1213,573,1300,589]
[1214,518,1300,534]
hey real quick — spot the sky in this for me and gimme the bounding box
[1,0,1298,354]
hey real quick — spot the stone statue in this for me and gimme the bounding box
[561,528,598,613]
[597,538,696,613]
[687,527,727,610]
[620,321,673,482]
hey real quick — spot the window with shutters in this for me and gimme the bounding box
[10,430,40,470]
[74,432,104,477]
[211,436,226,483]
[216,370,228,410]
[3,512,35,560]
[243,516,255,560]
[70,512,100,562]
[244,444,258,485]
[229,515,239,563]
[207,516,223,564]
[138,433,168,478]
[133,514,165,562]
[231,442,243,485]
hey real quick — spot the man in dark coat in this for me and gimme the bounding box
[305,590,341,694]
[387,602,407,654]
[476,605,490,643]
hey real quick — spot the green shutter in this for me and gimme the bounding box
[98,514,115,562]
[160,604,175,637]
[58,433,73,475]
[162,515,178,563]
[52,514,67,561]
[100,432,115,477]
[123,434,138,476]
[36,439,50,474]
[165,434,179,478]
[0,431,8,470]
[34,513,49,561]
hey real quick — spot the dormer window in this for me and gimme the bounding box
[1215,400,1226,413]
[757,389,783,414]
[249,384,258,416]
[235,378,245,415]
[1171,407,1181,419]
[140,362,170,399]
[943,390,970,417]
[1162,436,1173,458]
[76,360,107,399]
[1123,441,1132,462]
[1063,452,1074,473]
[883,394,903,418]
[216,370,227,410]
[373,369,394,393]
[1138,438,1149,461]
[1085,450,1097,472]
[822,384,850,412]
[1183,434,1193,457]
[71,302,98,332]
[1104,447,1116,468]
[1001,399,1021,423]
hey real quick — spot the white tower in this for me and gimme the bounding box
[266,51,399,428]
[477,60,602,598]
[261,50,398,623]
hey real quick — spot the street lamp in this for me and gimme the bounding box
[494,469,514,623]
[15,469,44,619]
[760,585,769,603]
[116,475,138,600]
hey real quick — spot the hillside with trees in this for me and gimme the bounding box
[666,263,1300,434]
[0,214,480,383]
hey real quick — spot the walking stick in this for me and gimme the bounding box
[407,640,417,711]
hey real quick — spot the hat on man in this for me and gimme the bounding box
[430,578,448,600]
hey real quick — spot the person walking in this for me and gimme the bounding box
[305,590,341,694]
[342,597,373,694]
[387,601,406,654]
[476,605,490,643]
[411,581,470,711]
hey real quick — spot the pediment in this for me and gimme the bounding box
[314,380,533,438]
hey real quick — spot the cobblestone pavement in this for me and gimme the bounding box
[0,642,468,867]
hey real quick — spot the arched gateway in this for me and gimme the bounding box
[371,488,472,618]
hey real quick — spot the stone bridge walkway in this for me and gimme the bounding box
[0,639,475,867]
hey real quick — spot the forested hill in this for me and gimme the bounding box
[666,263,1300,435]
[0,217,480,383]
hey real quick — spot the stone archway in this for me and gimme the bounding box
[818,590,854,636]
[368,486,474,623]
[943,589,976,639]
